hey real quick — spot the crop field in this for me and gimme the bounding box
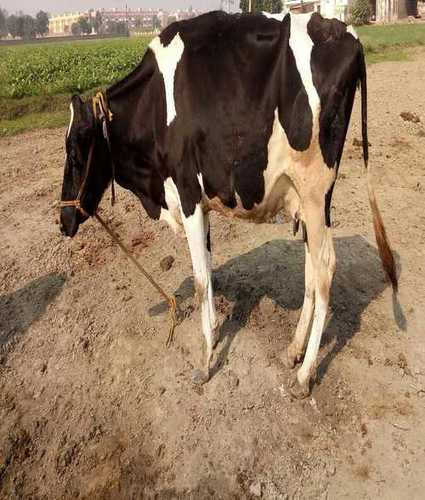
[0,37,151,98]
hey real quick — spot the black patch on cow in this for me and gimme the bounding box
[293,216,300,237]
[206,228,211,253]
[325,181,336,228]
[106,49,168,220]
[302,221,308,247]
[308,14,362,169]
[279,16,313,152]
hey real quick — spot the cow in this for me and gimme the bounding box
[60,11,397,398]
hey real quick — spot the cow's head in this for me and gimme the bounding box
[60,95,112,237]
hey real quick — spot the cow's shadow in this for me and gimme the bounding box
[0,273,66,356]
[154,235,404,382]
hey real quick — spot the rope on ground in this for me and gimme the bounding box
[94,212,178,347]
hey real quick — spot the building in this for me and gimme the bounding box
[373,0,418,21]
[282,0,418,22]
[49,11,91,35]
[100,8,162,31]
[49,7,204,36]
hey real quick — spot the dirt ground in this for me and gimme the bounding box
[1,49,425,500]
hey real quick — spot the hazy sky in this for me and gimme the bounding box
[0,0,238,16]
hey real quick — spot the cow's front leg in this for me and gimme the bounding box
[181,203,218,384]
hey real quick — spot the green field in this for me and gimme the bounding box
[0,37,150,98]
[0,36,151,136]
[1,23,425,137]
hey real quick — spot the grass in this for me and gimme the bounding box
[1,23,425,137]
[358,23,425,64]
[0,36,151,137]
[357,23,425,53]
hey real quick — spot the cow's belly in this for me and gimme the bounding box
[204,172,299,223]
[204,109,300,223]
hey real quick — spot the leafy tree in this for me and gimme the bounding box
[21,14,36,39]
[350,0,371,25]
[35,10,49,36]
[105,20,128,35]
[6,14,21,37]
[92,11,103,34]
[0,7,8,37]
[78,16,91,35]
[240,0,283,13]
[71,22,81,36]
[153,16,161,31]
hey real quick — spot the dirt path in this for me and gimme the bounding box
[1,51,425,499]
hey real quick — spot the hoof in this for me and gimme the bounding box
[288,373,310,399]
[284,344,302,370]
[192,369,209,386]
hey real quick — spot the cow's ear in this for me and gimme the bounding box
[70,95,84,120]
[70,95,95,140]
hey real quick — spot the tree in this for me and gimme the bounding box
[35,10,49,36]
[105,20,128,35]
[350,0,371,25]
[78,16,91,35]
[0,8,8,37]
[240,0,283,13]
[71,22,81,36]
[6,14,21,38]
[21,14,36,39]
[92,11,103,34]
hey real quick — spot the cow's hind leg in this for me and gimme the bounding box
[181,203,218,385]
[290,205,336,398]
[285,243,315,368]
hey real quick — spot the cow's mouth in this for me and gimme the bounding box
[60,207,81,237]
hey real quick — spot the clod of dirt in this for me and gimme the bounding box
[160,255,175,272]
[131,233,146,248]
[130,230,154,249]
[397,353,411,376]
[400,111,421,123]
[352,138,371,147]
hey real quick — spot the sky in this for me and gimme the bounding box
[0,0,239,16]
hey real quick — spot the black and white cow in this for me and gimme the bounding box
[60,11,397,397]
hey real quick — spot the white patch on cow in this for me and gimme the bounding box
[160,177,184,236]
[262,11,286,21]
[67,103,74,138]
[347,25,359,39]
[197,173,205,196]
[149,34,184,126]
[289,13,321,124]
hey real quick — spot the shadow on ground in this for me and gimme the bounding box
[0,273,66,355]
[151,235,403,383]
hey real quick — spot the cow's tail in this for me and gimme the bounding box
[359,46,398,292]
